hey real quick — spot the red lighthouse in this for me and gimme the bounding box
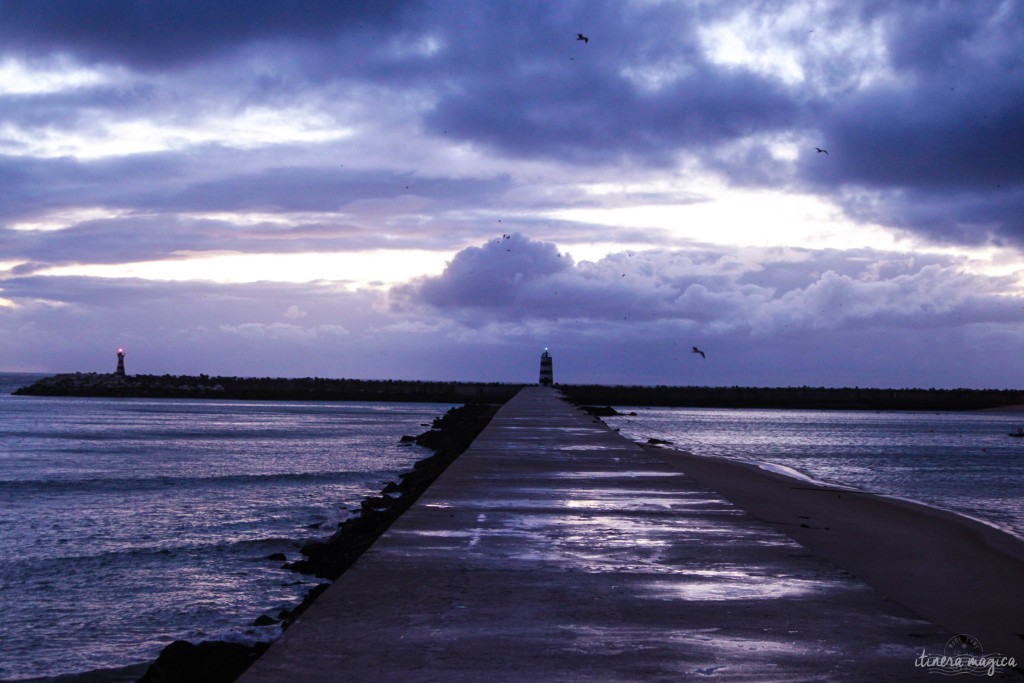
[115,348,126,376]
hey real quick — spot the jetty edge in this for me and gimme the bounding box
[235,387,1024,681]
[646,444,1024,667]
[136,401,504,683]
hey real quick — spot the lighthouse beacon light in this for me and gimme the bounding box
[539,347,553,386]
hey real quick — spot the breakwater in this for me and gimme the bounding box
[561,383,1024,411]
[13,373,525,403]
[13,374,1024,410]
[137,401,502,683]
[237,387,1016,682]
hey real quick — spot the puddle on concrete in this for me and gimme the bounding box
[549,469,688,477]
[498,426,597,433]
[642,573,826,602]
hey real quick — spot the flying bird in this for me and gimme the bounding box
[692,346,706,359]
[576,33,589,43]
[815,147,829,155]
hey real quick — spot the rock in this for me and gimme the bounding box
[361,496,392,511]
[414,430,443,449]
[580,405,620,417]
[265,552,287,562]
[137,640,268,683]
[284,403,499,581]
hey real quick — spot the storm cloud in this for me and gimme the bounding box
[1,1,1022,387]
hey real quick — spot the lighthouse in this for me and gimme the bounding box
[115,348,126,376]
[539,348,553,386]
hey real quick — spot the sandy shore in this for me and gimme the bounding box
[657,445,1024,664]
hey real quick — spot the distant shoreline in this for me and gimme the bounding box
[11,373,526,403]
[12,373,1024,411]
[561,383,1024,412]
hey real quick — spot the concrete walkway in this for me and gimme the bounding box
[239,387,953,682]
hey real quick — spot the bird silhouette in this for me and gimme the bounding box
[815,147,829,155]
[692,346,706,359]
[577,33,589,43]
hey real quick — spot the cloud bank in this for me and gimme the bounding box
[1,1,1022,387]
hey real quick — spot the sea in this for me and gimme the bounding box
[605,405,1024,541]
[3,375,1024,680]
[0,373,455,682]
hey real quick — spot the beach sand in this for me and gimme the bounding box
[658,445,1024,664]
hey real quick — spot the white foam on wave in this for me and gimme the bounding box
[204,622,283,646]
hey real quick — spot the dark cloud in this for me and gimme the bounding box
[2,1,1024,385]
[794,2,1024,243]
[0,0,411,70]
[836,185,1024,247]
[427,65,797,167]
[0,84,159,131]
[411,2,801,166]
[399,236,1022,335]
[157,166,509,215]
[1,1,1020,245]
[1,144,512,215]
[402,233,570,310]
[0,153,188,223]
[0,148,515,269]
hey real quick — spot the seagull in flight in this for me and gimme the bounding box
[692,346,706,359]
[815,147,829,155]
[576,33,589,43]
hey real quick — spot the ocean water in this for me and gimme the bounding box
[6,378,1024,681]
[0,373,453,681]
[606,406,1024,541]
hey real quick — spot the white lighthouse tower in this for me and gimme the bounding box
[539,348,553,386]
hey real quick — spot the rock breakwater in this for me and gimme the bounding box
[13,373,524,403]
[136,400,502,683]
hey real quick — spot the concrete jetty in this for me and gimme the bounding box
[240,387,955,682]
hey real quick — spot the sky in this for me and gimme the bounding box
[1,0,1022,388]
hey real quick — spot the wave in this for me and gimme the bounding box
[0,469,401,495]
[0,534,323,572]
[1,428,340,441]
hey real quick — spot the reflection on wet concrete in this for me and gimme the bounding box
[241,388,955,682]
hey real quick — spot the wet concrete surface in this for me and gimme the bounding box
[239,387,972,682]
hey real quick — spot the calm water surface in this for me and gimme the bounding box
[5,374,1024,680]
[0,373,452,681]
[607,406,1024,540]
